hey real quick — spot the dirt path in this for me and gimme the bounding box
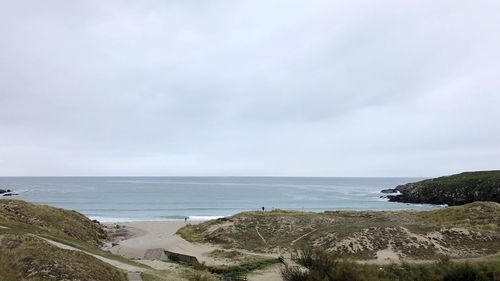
[39,236,145,280]
[136,259,177,270]
[255,224,268,245]
[127,272,142,281]
[290,229,316,246]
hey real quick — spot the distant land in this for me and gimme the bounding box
[382,170,500,205]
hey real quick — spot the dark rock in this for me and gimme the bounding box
[380,188,397,194]
[386,195,400,201]
[1,189,18,197]
[2,193,18,197]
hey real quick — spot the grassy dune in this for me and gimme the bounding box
[0,199,139,281]
[0,234,127,281]
[2,199,499,281]
[0,199,107,246]
[178,202,500,260]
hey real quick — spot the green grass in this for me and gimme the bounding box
[142,270,191,281]
[0,199,107,246]
[0,214,149,270]
[413,201,500,229]
[204,258,278,276]
[0,234,127,281]
[281,247,500,281]
[0,199,154,280]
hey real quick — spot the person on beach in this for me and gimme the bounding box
[262,206,265,212]
[184,217,188,222]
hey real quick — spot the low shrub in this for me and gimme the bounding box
[281,247,500,281]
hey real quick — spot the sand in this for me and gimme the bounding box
[106,220,283,280]
[108,221,220,264]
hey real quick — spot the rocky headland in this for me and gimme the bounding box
[385,170,500,206]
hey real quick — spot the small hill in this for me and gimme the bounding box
[416,201,500,227]
[177,202,500,260]
[0,199,107,246]
[388,170,500,205]
[0,234,127,281]
[0,200,131,281]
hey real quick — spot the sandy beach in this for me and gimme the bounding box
[108,221,218,261]
[106,220,283,280]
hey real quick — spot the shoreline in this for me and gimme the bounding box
[90,216,223,223]
[88,202,445,224]
[103,220,285,280]
[105,221,218,261]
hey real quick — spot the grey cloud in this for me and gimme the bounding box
[0,0,499,176]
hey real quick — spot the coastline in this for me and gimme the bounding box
[105,221,217,261]
[90,216,223,223]
[0,176,437,224]
[104,220,284,280]
[86,202,443,224]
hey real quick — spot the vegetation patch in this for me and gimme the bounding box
[281,247,500,281]
[198,258,278,276]
[388,170,500,205]
[178,202,500,260]
[0,199,107,246]
[0,234,127,281]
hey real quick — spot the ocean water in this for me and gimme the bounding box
[0,177,440,222]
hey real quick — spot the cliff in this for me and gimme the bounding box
[387,170,500,205]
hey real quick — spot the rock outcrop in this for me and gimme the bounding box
[0,188,18,196]
[386,171,500,205]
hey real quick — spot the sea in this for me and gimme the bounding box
[0,177,441,222]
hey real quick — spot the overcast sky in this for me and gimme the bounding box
[1,0,499,177]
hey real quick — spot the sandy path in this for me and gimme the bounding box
[109,221,220,264]
[255,224,268,245]
[127,272,142,281]
[290,228,316,246]
[40,237,146,273]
